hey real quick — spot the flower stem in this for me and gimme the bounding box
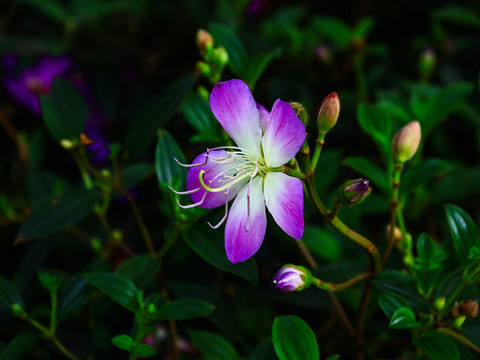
[382,162,403,264]
[310,137,325,172]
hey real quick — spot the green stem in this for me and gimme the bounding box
[305,178,381,273]
[310,137,325,172]
[326,198,342,221]
[440,281,466,318]
[49,288,58,335]
[382,162,403,264]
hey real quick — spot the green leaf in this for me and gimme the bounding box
[183,229,258,286]
[132,344,157,357]
[401,159,453,197]
[312,16,352,48]
[189,330,240,360]
[372,270,430,312]
[209,23,248,76]
[21,0,68,24]
[181,92,218,141]
[249,338,275,360]
[378,292,411,319]
[272,316,319,360]
[115,254,162,289]
[243,52,276,90]
[111,334,135,351]
[124,72,196,159]
[15,187,100,243]
[38,273,62,294]
[156,298,214,320]
[412,330,459,360]
[122,162,155,189]
[40,77,88,142]
[389,307,418,329]
[84,272,139,312]
[357,103,393,155]
[353,17,375,38]
[0,333,40,360]
[342,156,389,195]
[445,204,480,265]
[302,226,341,261]
[411,82,473,135]
[0,277,23,313]
[155,130,186,188]
[57,275,95,321]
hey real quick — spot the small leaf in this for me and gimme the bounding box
[84,272,139,312]
[389,307,418,329]
[189,330,240,360]
[156,298,214,320]
[183,229,258,286]
[303,226,341,261]
[378,292,411,319]
[38,273,62,294]
[181,92,218,140]
[209,23,248,76]
[249,338,275,360]
[0,277,23,313]
[133,343,157,357]
[0,333,40,360]
[115,254,162,288]
[342,156,389,195]
[124,72,196,159]
[57,275,95,321]
[243,52,277,90]
[122,162,155,189]
[155,130,186,188]
[312,16,352,48]
[40,77,87,142]
[401,159,453,197]
[15,187,100,243]
[357,103,393,155]
[111,334,135,351]
[445,204,480,265]
[272,316,319,360]
[412,330,460,360]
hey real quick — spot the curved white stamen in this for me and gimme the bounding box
[175,190,207,209]
[207,192,229,229]
[173,157,204,168]
[168,186,201,195]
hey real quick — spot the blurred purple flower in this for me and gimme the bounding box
[245,0,270,18]
[4,55,70,114]
[84,111,111,167]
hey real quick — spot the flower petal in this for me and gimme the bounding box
[210,80,262,158]
[187,150,247,209]
[225,177,266,263]
[257,103,270,133]
[264,172,304,240]
[262,99,306,167]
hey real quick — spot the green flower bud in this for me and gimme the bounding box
[60,139,74,150]
[147,303,157,315]
[213,46,229,66]
[453,315,466,329]
[433,297,446,311]
[290,102,309,126]
[337,179,371,206]
[11,303,26,318]
[419,47,436,81]
[317,92,340,138]
[196,29,214,56]
[91,237,102,252]
[112,229,123,242]
[195,61,211,77]
[392,121,421,163]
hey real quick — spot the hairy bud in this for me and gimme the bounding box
[392,121,421,163]
[317,92,340,138]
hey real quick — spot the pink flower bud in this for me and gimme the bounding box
[392,121,421,163]
[317,92,340,138]
[196,29,214,55]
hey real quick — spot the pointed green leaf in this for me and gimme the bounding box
[57,275,95,321]
[312,16,352,47]
[0,333,40,360]
[133,343,157,357]
[401,159,453,196]
[342,156,389,195]
[445,204,480,265]
[111,334,135,351]
[156,298,214,320]
[272,316,319,360]
[181,92,218,140]
[40,77,87,142]
[357,103,393,155]
[209,23,248,76]
[389,307,418,329]
[243,52,276,90]
[378,292,411,319]
[124,72,196,159]
[412,330,459,360]
[189,330,240,360]
[249,338,275,360]
[15,187,100,243]
[0,277,23,313]
[155,130,186,188]
[115,254,162,289]
[183,229,258,286]
[38,273,62,294]
[84,272,139,312]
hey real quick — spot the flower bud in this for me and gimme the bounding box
[315,45,332,66]
[337,179,371,206]
[433,297,446,311]
[317,92,340,138]
[212,46,229,66]
[195,61,211,77]
[60,139,74,150]
[271,265,311,292]
[460,300,479,318]
[196,29,214,55]
[453,315,466,329]
[419,47,436,81]
[386,224,403,244]
[290,102,309,126]
[11,303,26,318]
[392,121,421,163]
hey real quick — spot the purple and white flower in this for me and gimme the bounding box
[172,79,305,263]
[271,266,308,292]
